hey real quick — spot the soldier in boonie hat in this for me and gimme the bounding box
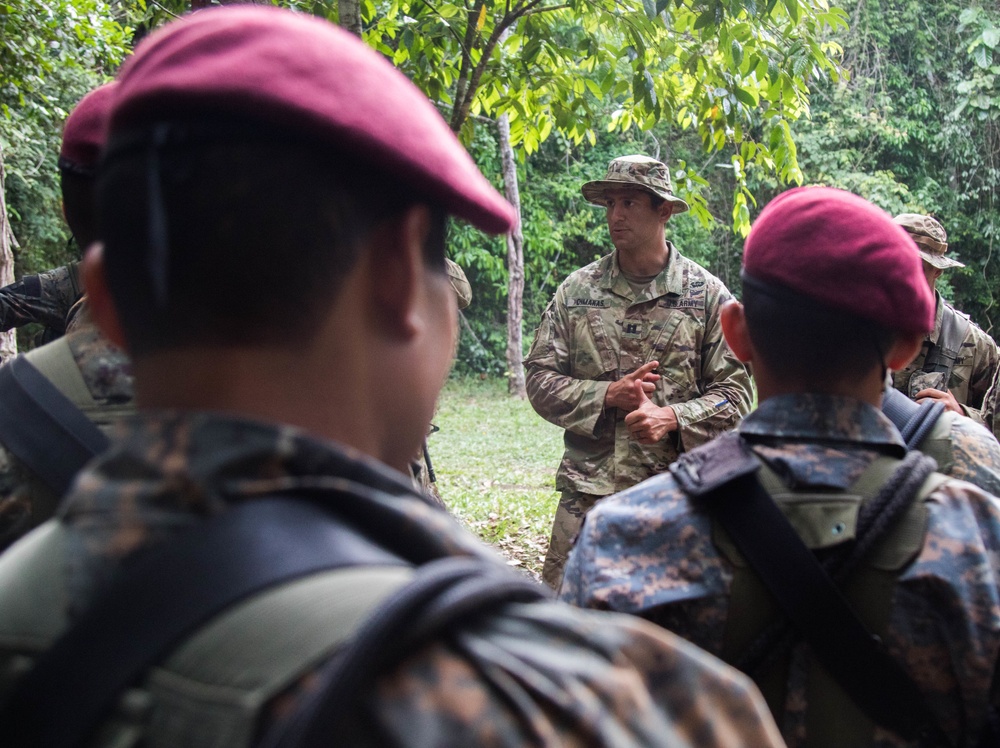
[581,155,689,213]
[888,212,1000,419]
[893,213,963,270]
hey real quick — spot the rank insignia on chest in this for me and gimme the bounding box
[622,320,645,339]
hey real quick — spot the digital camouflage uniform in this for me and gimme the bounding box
[0,314,133,551]
[0,262,83,340]
[525,246,753,585]
[0,412,785,747]
[891,290,999,423]
[561,394,1000,748]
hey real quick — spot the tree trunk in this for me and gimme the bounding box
[339,0,362,37]
[498,112,525,398]
[0,146,18,362]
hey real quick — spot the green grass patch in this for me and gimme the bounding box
[429,376,562,578]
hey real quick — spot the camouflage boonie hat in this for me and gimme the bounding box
[581,155,689,213]
[893,213,964,270]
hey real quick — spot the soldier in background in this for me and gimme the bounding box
[562,187,1000,747]
[0,82,133,552]
[0,9,783,746]
[890,213,999,422]
[525,155,753,589]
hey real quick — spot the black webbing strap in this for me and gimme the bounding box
[0,356,108,494]
[881,385,946,450]
[1,498,408,748]
[261,557,549,748]
[703,472,952,746]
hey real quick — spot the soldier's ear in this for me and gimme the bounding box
[81,243,128,351]
[885,332,924,372]
[720,300,753,362]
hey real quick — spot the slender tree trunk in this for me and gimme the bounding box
[498,112,525,398]
[339,0,362,37]
[0,146,18,362]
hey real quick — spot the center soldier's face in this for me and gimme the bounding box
[603,188,671,254]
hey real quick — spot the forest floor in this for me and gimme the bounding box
[432,376,562,581]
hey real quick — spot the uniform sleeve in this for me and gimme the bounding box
[352,601,785,748]
[524,291,613,440]
[0,263,81,334]
[667,284,754,451]
[982,368,1000,442]
[960,322,1000,423]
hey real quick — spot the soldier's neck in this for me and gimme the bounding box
[617,241,670,278]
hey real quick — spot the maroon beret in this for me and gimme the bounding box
[108,6,514,235]
[59,82,117,176]
[743,186,934,334]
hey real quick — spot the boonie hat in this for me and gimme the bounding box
[892,213,963,270]
[107,6,514,235]
[581,155,689,213]
[58,82,117,177]
[743,187,934,335]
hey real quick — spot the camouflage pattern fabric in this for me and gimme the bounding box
[525,245,753,497]
[0,262,82,336]
[983,366,1000,442]
[0,316,132,551]
[891,291,999,423]
[0,411,785,747]
[445,257,472,311]
[561,393,1000,748]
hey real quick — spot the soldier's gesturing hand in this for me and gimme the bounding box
[625,379,678,443]
[604,361,661,412]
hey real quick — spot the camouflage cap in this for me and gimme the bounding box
[892,213,963,270]
[581,155,689,213]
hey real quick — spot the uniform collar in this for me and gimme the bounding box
[602,242,684,302]
[739,393,907,455]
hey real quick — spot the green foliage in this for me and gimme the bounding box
[788,0,1000,334]
[365,0,847,236]
[0,0,129,279]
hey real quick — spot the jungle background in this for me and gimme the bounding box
[2,0,998,376]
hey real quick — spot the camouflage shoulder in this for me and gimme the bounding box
[556,252,614,295]
[673,248,734,302]
[946,414,1000,498]
[364,597,783,747]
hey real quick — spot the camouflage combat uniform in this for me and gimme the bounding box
[561,394,1000,748]
[525,246,753,585]
[891,291,999,423]
[0,412,785,747]
[0,262,83,339]
[983,366,1000,442]
[0,316,133,551]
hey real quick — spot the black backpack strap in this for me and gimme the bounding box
[0,498,407,748]
[672,436,953,746]
[923,304,971,377]
[260,557,548,748]
[0,355,108,494]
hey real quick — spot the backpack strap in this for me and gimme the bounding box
[923,304,971,378]
[0,498,406,748]
[0,355,109,495]
[671,435,954,746]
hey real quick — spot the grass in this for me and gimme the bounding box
[429,375,563,578]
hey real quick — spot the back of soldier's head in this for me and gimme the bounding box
[60,82,116,250]
[740,187,934,387]
[96,7,512,358]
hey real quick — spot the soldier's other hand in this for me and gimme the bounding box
[624,380,678,444]
[604,361,661,411]
[915,387,963,414]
